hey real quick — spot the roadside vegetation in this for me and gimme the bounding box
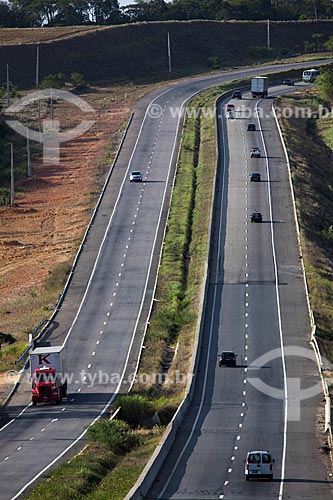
[276,68,333,358]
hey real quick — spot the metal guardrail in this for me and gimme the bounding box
[15,318,47,364]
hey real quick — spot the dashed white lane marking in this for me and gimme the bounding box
[224,480,229,486]
[107,312,110,316]
[41,428,45,433]
[103,321,107,325]
[245,345,248,350]
[246,283,249,287]
[113,292,116,296]
[123,253,126,258]
[241,413,244,417]
[228,468,232,473]
[243,390,246,396]
[88,363,91,369]
[110,302,113,306]
[4,456,9,461]
[92,352,96,356]
[244,379,247,384]
[118,272,122,277]
[121,263,124,267]
[116,282,119,287]
[96,340,100,345]
[231,456,235,461]
[99,330,103,334]
[245,312,248,317]
[125,244,129,249]
[237,435,241,440]
[245,356,248,362]
[245,323,248,328]
[242,402,246,407]
[17,447,22,451]
[132,221,135,225]
[30,437,34,441]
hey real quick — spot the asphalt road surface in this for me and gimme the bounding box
[145,85,333,499]
[0,62,331,499]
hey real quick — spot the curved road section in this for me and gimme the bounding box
[0,62,331,499]
[145,86,333,499]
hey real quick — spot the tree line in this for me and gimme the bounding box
[1,0,333,28]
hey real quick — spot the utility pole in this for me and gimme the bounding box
[6,64,10,107]
[167,32,172,73]
[27,128,32,178]
[267,19,270,51]
[36,44,42,142]
[9,143,14,207]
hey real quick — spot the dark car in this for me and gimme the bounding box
[232,90,242,99]
[250,172,261,182]
[251,211,263,223]
[282,79,294,86]
[218,351,237,367]
[247,123,256,131]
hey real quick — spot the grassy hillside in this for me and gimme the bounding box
[1,20,333,87]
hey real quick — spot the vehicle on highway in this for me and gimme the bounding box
[226,103,235,113]
[232,90,242,99]
[250,172,261,182]
[245,450,275,481]
[250,147,261,158]
[282,78,294,86]
[218,351,237,367]
[30,346,67,406]
[251,211,263,223]
[130,171,143,182]
[251,76,269,98]
[247,123,256,131]
[302,68,320,82]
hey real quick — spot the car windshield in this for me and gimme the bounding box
[132,172,140,175]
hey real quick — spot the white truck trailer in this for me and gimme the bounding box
[251,77,269,98]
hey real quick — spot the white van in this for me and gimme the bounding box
[302,69,320,82]
[245,450,274,481]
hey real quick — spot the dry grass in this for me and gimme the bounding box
[277,93,333,357]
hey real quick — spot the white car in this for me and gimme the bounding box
[245,450,274,481]
[250,147,261,158]
[130,171,142,182]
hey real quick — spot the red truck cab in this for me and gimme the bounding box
[31,367,62,406]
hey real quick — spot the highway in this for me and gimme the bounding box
[145,86,333,499]
[0,62,331,499]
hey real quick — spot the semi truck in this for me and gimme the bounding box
[251,77,269,98]
[30,345,67,406]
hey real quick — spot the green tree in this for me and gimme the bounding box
[316,68,333,106]
[324,36,333,52]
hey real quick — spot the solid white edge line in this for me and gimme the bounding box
[256,97,288,500]
[157,95,229,499]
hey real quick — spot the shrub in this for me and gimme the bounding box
[87,419,140,454]
[114,395,154,428]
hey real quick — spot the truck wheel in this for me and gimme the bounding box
[246,476,250,481]
[269,474,273,481]
[32,401,37,406]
